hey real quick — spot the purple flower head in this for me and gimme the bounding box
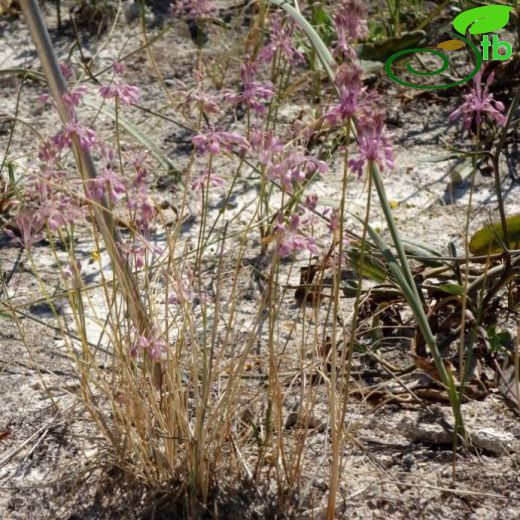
[304,193,319,211]
[126,150,151,188]
[38,93,53,105]
[53,120,97,151]
[259,13,305,65]
[268,149,327,192]
[99,82,140,106]
[5,209,44,251]
[35,197,84,232]
[250,129,284,165]
[62,85,88,109]
[177,86,221,116]
[112,61,125,75]
[449,70,506,130]
[87,167,126,203]
[167,268,207,306]
[325,63,379,126]
[38,140,61,168]
[125,189,155,233]
[225,58,274,115]
[62,259,82,289]
[274,212,318,258]
[192,127,250,156]
[349,115,394,177]
[134,334,167,361]
[333,0,368,59]
[60,61,73,80]
[191,170,225,191]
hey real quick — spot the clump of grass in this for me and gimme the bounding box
[5,0,519,517]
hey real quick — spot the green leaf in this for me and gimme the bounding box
[402,237,444,267]
[342,279,359,298]
[438,283,465,295]
[487,325,512,353]
[469,214,520,255]
[452,5,512,35]
[349,248,389,283]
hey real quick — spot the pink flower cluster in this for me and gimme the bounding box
[192,127,250,156]
[225,59,274,115]
[25,140,85,232]
[191,170,225,191]
[53,120,97,150]
[349,115,394,177]
[251,129,327,192]
[99,61,140,106]
[449,70,506,130]
[333,0,368,59]
[132,334,167,361]
[325,63,378,125]
[5,210,44,251]
[259,13,305,65]
[275,213,318,258]
[127,151,156,233]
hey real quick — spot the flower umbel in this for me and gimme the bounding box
[349,115,394,177]
[192,127,250,156]
[449,70,506,130]
[99,60,140,106]
[274,213,318,258]
[225,59,274,115]
[259,13,305,65]
[5,209,44,251]
[333,0,368,59]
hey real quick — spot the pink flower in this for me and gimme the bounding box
[99,82,140,106]
[134,335,167,361]
[129,192,155,233]
[250,129,284,164]
[275,213,318,258]
[62,259,82,289]
[327,210,340,234]
[449,71,506,130]
[5,209,44,251]
[349,115,394,177]
[62,85,88,109]
[87,167,126,203]
[38,140,61,167]
[268,150,327,192]
[38,93,53,105]
[177,86,221,115]
[60,61,73,80]
[192,127,250,156]
[167,268,207,306]
[225,59,274,115]
[325,64,378,125]
[304,193,319,210]
[191,170,225,191]
[126,150,151,188]
[53,120,97,150]
[112,61,125,75]
[259,13,305,65]
[333,0,368,59]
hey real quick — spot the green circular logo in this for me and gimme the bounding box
[385,33,482,90]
